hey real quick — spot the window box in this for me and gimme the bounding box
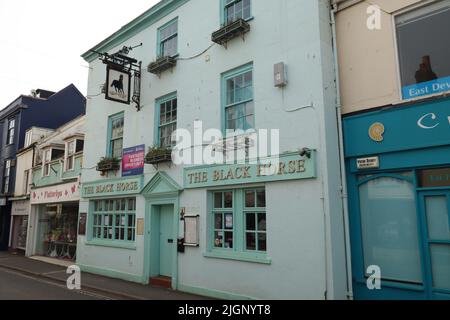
[147,56,177,75]
[212,18,250,46]
[145,146,172,165]
[96,157,120,172]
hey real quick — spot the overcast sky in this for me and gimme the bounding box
[0,0,159,108]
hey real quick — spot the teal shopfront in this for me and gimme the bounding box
[344,96,450,300]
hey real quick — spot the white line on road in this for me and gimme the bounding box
[0,266,116,300]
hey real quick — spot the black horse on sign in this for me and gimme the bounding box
[111,75,124,96]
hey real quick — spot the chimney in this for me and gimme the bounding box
[35,89,55,99]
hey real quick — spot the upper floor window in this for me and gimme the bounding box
[65,139,84,171]
[43,149,52,177]
[108,113,124,158]
[23,169,30,195]
[24,130,32,148]
[158,18,178,58]
[224,0,251,24]
[223,63,254,132]
[42,148,64,177]
[7,118,15,145]
[396,1,450,99]
[156,93,177,148]
[3,160,11,193]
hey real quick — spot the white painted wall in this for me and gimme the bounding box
[78,0,346,299]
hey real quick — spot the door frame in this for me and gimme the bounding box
[144,198,179,289]
[348,171,429,299]
[417,190,450,299]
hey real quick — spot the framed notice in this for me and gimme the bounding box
[105,65,131,105]
[136,218,145,236]
[184,215,200,247]
[78,213,87,236]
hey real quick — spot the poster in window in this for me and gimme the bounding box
[105,65,131,105]
[78,213,87,236]
[184,215,199,247]
[225,213,233,229]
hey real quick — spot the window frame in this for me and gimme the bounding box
[221,0,253,26]
[157,17,179,58]
[42,149,52,177]
[221,63,255,134]
[3,159,11,194]
[206,187,270,264]
[6,118,15,145]
[107,112,124,159]
[24,130,32,148]
[393,1,450,101]
[90,198,137,244]
[154,92,177,149]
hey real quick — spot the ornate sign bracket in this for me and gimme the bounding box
[91,43,143,111]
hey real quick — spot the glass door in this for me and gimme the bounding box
[420,191,450,299]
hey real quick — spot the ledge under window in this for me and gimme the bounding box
[85,239,137,250]
[203,250,271,265]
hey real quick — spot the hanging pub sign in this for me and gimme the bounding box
[105,65,131,105]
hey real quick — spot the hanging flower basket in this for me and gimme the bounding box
[145,147,172,165]
[96,157,120,172]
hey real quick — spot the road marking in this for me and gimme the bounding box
[0,266,116,300]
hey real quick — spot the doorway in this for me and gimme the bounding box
[148,203,175,287]
[419,191,450,299]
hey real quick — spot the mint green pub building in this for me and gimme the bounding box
[77,0,351,300]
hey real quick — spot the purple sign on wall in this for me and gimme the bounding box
[122,145,145,177]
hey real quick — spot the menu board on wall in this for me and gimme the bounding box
[78,213,87,236]
[184,215,200,247]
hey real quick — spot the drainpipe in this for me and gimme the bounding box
[330,2,354,300]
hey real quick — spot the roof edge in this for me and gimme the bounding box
[81,0,190,63]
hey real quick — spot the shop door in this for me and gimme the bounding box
[419,191,450,299]
[159,205,174,277]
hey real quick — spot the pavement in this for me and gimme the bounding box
[0,251,209,300]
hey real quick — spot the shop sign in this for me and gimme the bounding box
[184,152,316,189]
[418,167,450,188]
[402,75,450,100]
[31,182,80,204]
[122,145,145,177]
[12,200,29,216]
[357,157,379,170]
[82,176,143,198]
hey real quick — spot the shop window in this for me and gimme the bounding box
[396,1,450,99]
[210,188,267,256]
[3,159,11,193]
[158,18,178,58]
[7,118,15,145]
[92,198,136,242]
[223,64,254,132]
[108,113,124,158]
[156,93,177,148]
[359,177,422,284]
[223,0,251,25]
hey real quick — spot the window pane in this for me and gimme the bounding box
[258,213,266,231]
[257,190,266,207]
[214,193,222,208]
[258,233,267,252]
[425,196,450,240]
[224,232,233,249]
[245,190,255,207]
[246,232,256,250]
[430,244,450,290]
[359,177,422,283]
[224,213,233,229]
[396,3,450,98]
[214,214,223,229]
[214,231,223,248]
[246,213,256,231]
[224,192,233,208]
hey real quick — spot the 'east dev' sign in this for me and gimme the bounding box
[122,145,145,177]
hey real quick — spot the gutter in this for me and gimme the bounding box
[330,3,354,300]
